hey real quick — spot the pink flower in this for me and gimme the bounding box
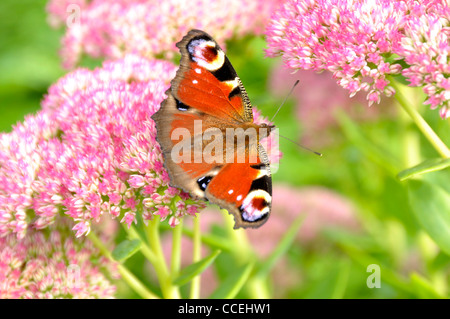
[398,5,450,118]
[46,0,88,28]
[0,224,117,299]
[266,0,406,105]
[168,216,180,227]
[46,0,285,69]
[72,220,91,238]
[265,0,450,118]
[186,205,199,217]
[154,205,171,222]
[121,212,137,228]
[0,55,206,239]
[128,175,146,188]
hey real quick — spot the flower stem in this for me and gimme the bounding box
[124,224,157,263]
[87,231,158,299]
[247,276,271,299]
[398,100,421,168]
[220,210,270,298]
[222,210,254,260]
[390,79,450,158]
[116,264,159,299]
[190,215,201,299]
[170,218,183,277]
[146,216,181,298]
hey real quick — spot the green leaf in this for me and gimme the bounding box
[407,179,450,255]
[209,262,254,299]
[111,239,142,262]
[398,158,450,181]
[389,73,411,86]
[173,250,221,286]
[330,260,351,299]
[254,215,304,278]
[410,273,445,299]
[429,252,450,272]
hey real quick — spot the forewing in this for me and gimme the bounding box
[173,29,253,123]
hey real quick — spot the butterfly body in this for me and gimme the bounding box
[152,30,273,228]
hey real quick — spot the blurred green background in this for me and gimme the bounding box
[1,0,449,299]
[0,0,64,132]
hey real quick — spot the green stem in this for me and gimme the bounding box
[117,264,159,299]
[390,79,450,158]
[87,231,158,299]
[400,108,421,168]
[146,216,181,298]
[221,210,254,261]
[123,224,157,263]
[221,210,269,298]
[170,218,183,278]
[247,277,271,299]
[190,215,201,299]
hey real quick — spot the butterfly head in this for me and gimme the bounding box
[257,123,276,140]
[260,123,276,131]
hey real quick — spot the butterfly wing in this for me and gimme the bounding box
[205,145,272,228]
[172,29,253,122]
[152,91,225,199]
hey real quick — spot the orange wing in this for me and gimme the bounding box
[205,145,272,228]
[172,29,253,123]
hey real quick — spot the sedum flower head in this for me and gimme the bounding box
[265,0,450,118]
[0,55,206,239]
[398,2,450,118]
[47,0,284,69]
[0,224,116,299]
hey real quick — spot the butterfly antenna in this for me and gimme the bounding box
[277,133,323,157]
[270,80,300,122]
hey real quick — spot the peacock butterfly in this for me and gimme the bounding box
[152,29,274,229]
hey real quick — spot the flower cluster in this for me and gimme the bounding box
[0,224,116,298]
[397,2,450,118]
[0,55,207,239]
[46,0,284,69]
[265,0,450,118]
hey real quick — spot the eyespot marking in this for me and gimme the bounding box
[239,190,271,222]
[197,176,213,192]
[175,98,190,111]
[187,38,224,71]
[228,86,241,99]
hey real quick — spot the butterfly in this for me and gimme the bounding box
[152,30,274,229]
